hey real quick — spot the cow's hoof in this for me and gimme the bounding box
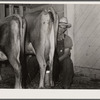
[38,87,45,89]
[15,85,22,89]
[15,87,22,89]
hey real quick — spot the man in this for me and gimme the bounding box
[53,17,74,89]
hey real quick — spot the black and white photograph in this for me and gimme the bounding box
[0,1,100,93]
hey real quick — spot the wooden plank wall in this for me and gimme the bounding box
[73,4,100,78]
[64,4,75,63]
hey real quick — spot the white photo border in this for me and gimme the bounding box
[0,1,100,99]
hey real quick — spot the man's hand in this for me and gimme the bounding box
[59,48,70,61]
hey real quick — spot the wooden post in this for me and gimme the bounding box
[0,5,5,19]
[25,6,30,14]
[9,4,13,15]
[19,5,23,16]
[2,5,5,18]
[14,9,18,14]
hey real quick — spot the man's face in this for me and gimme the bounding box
[58,24,67,35]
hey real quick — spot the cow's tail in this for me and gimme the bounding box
[16,15,28,87]
[47,7,59,47]
[14,15,26,57]
[46,7,59,86]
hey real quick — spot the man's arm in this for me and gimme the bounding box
[59,48,71,61]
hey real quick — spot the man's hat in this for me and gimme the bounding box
[59,17,71,28]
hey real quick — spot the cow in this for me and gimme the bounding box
[0,14,26,88]
[24,7,58,88]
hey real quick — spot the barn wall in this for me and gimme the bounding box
[25,4,64,19]
[66,4,100,79]
[64,4,75,64]
[0,4,64,19]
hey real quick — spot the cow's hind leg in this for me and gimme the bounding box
[49,58,54,87]
[49,25,55,87]
[36,54,46,89]
[8,55,22,88]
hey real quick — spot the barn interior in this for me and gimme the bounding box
[0,4,100,89]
